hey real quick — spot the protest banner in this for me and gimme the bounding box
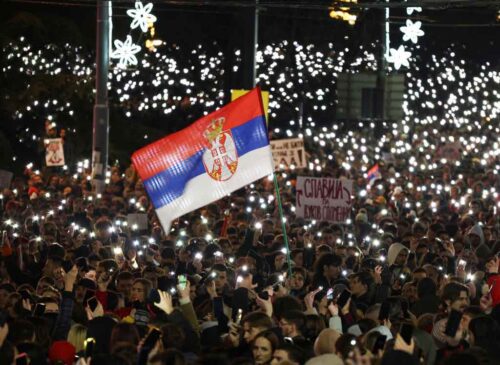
[382,152,396,165]
[127,213,149,231]
[45,138,65,166]
[0,170,13,189]
[437,142,461,163]
[295,176,353,223]
[270,138,306,170]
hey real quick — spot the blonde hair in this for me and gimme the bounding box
[67,324,88,353]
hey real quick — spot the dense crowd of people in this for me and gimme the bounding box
[0,115,499,365]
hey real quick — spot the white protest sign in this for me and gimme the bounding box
[270,138,306,170]
[0,170,13,189]
[45,138,65,166]
[437,142,461,163]
[127,213,148,230]
[295,176,353,223]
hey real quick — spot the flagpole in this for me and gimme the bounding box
[272,174,293,278]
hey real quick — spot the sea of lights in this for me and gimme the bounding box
[2,36,499,182]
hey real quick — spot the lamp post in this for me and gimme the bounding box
[92,0,111,193]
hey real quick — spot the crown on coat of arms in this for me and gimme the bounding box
[203,117,225,143]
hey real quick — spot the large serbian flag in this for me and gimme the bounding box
[132,87,274,232]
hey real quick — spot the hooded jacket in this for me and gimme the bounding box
[387,243,408,266]
[467,223,485,246]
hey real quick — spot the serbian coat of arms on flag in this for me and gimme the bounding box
[202,117,238,181]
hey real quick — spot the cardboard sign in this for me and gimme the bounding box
[45,138,65,166]
[295,177,353,223]
[270,138,306,170]
[382,152,396,165]
[0,170,13,190]
[437,142,461,162]
[127,213,148,230]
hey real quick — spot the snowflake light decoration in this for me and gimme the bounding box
[400,19,425,44]
[406,7,422,15]
[386,45,412,70]
[127,1,157,33]
[111,35,141,68]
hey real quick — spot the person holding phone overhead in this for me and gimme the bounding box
[485,256,500,307]
[432,282,470,349]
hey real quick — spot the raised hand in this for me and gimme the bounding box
[177,278,191,301]
[0,323,8,348]
[206,280,217,299]
[227,321,241,347]
[480,293,493,313]
[304,287,322,311]
[255,293,273,317]
[153,290,174,315]
[485,257,499,274]
[64,265,78,291]
[85,300,104,321]
[328,301,339,316]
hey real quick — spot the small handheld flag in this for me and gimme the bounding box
[366,163,381,186]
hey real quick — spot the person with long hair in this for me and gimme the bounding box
[67,323,87,354]
[110,322,140,353]
[252,330,280,365]
[312,254,343,289]
[468,315,500,364]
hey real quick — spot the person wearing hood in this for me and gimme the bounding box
[466,223,485,250]
[387,243,411,294]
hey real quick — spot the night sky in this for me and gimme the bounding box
[1,0,499,62]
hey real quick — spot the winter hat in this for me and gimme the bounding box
[48,341,76,365]
[355,210,368,224]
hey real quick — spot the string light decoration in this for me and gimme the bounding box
[111,35,142,68]
[329,0,358,25]
[127,1,157,32]
[400,19,425,44]
[406,6,422,15]
[386,2,425,70]
[385,45,412,70]
[111,1,157,68]
[3,34,499,176]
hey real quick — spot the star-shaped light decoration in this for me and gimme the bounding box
[386,45,412,70]
[127,1,157,33]
[406,7,422,15]
[111,35,141,68]
[400,19,425,44]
